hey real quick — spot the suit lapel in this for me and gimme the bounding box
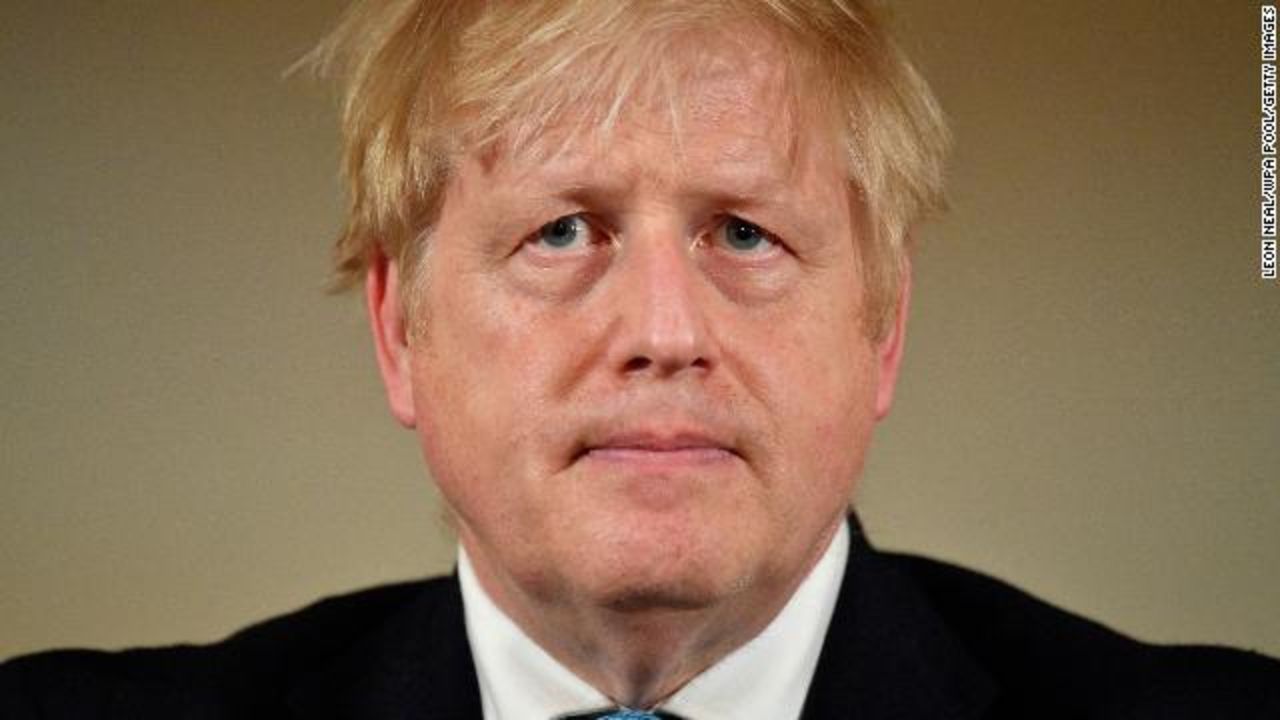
[800,516,998,720]
[286,574,483,719]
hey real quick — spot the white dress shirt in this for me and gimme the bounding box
[458,522,850,720]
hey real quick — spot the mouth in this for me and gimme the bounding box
[573,430,741,468]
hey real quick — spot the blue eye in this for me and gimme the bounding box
[534,214,588,249]
[722,218,775,253]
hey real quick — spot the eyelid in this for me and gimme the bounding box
[517,211,787,259]
[519,212,609,258]
[712,214,787,255]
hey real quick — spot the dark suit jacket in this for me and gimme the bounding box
[3,520,1278,719]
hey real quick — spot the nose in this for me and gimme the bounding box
[606,230,714,379]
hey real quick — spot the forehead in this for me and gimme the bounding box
[431,44,856,272]
[467,29,841,197]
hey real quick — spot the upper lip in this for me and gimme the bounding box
[589,430,730,452]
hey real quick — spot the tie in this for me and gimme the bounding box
[560,709,684,720]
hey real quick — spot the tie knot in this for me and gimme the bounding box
[561,709,683,720]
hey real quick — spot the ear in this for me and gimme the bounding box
[873,254,912,421]
[366,251,417,428]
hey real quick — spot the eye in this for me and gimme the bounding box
[720,217,780,254]
[530,214,590,251]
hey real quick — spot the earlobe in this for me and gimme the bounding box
[873,256,912,421]
[366,252,417,428]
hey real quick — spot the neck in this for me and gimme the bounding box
[460,523,839,708]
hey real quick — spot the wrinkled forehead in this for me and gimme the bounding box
[456,17,838,182]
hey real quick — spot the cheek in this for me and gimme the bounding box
[774,345,877,460]
[745,287,879,492]
[409,274,572,488]
[408,277,516,492]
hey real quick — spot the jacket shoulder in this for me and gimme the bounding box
[886,552,1280,718]
[0,577,450,719]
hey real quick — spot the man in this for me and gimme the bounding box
[2,1,1277,718]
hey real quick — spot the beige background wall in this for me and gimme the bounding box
[2,2,1276,660]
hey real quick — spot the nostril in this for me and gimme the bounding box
[623,357,652,373]
[621,354,710,376]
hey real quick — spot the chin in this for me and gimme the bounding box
[586,569,731,613]
[603,591,716,613]
[565,522,757,613]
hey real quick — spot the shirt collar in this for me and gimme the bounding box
[458,522,850,720]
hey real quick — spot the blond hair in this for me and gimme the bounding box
[306,0,949,339]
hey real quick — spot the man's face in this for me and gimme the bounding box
[372,38,907,613]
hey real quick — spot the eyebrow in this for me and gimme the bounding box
[512,158,799,208]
